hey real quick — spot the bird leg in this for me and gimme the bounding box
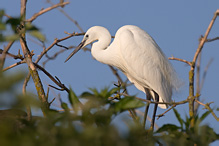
[150,91,159,131]
[143,88,152,129]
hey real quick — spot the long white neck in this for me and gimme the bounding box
[91,34,113,65]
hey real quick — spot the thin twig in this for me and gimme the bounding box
[33,63,70,93]
[195,99,218,121]
[156,104,176,120]
[192,10,219,64]
[188,9,219,128]
[35,32,85,63]
[26,2,70,23]
[206,36,219,42]
[2,60,26,72]
[47,0,84,33]
[0,41,14,70]
[168,56,192,66]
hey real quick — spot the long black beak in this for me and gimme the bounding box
[65,40,86,63]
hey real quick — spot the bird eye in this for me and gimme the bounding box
[85,34,89,38]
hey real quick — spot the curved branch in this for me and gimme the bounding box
[26,2,70,23]
[168,56,192,66]
[195,99,219,121]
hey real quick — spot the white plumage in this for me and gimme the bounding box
[65,25,179,109]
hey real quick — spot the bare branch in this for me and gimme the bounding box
[26,2,70,23]
[156,104,176,120]
[195,99,219,121]
[192,10,218,64]
[47,0,84,33]
[206,36,219,42]
[33,63,70,93]
[36,32,85,63]
[168,56,192,66]
[2,60,26,72]
[0,41,14,70]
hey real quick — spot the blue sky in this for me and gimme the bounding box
[1,0,219,145]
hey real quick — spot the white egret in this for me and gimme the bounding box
[65,25,179,130]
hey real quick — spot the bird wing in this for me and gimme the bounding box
[116,25,174,108]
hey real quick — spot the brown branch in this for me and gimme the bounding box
[35,32,85,63]
[33,63,70,93]
[2,60,26,72]
[0,41,14,70]
[156,104,176,120]
[47,0,84,33]
[195,99,219,121]
[26,2,70,23]
[20,0,49,116]
[192,10,219,64]
[121,93,189,106]
[188,9,219,128]
[168,56,192,66]
[206,36,219,42]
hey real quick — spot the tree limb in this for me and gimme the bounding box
[26,2,70,23]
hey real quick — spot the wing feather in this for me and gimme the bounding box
[115,25,176,108]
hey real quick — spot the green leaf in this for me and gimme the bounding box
[199,111,211,122]
[156,124,181,133]
[61,102,69,112]
[6,17,21,32]
[114,96,145,112]
[109,87,120,95]
[5,34,20,41]
[25,23,39,31]
[69,88,81,112]
[173,108,184,128]
[28,30,46,41]
[80,91,94,98]
[0,23,6,30]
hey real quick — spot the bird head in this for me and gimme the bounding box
[65,26,110,63]
[65,27,99,63]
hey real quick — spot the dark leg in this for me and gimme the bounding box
[150,91,159,131]
[143,88,153,129]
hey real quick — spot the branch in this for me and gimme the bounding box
[2,60,26,72]
[121,93,189,106]
[195,99,219,121]
[33,63,70,93]
[47,0,84,33]
[26,2,70,23]
[206,36,219,42]
[156,104,176,120]
[168,56,192,66]
[188,9,219,128]
[192,10,219,64]
[35,32,85,63]
[20,0,49,116]
[0,41,14,70]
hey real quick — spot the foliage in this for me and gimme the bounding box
[0,74,218,145]
[0,9,45,42]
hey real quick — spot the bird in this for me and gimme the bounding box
[65,25,179,130]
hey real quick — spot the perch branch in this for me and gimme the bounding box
[47,0,84,33]
[168,56,192,66]
[33,63,70,93]
[195,99,219,121]
[36,32,85,63]
[26,2,70,23]
[0,41,14,70]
